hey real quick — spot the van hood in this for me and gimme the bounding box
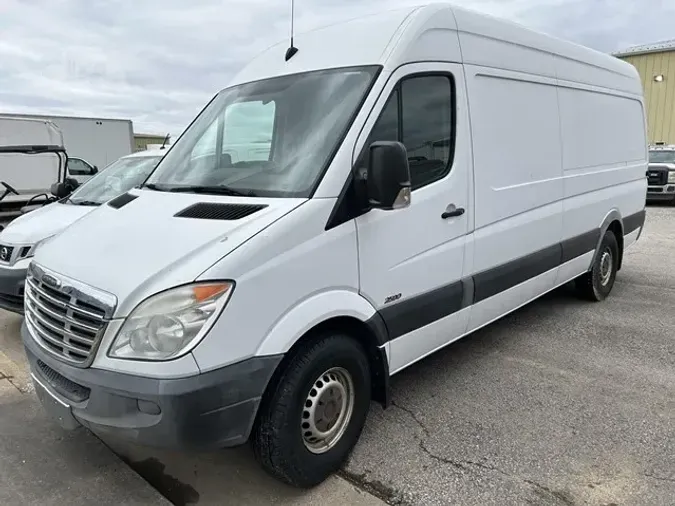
[0,202,93,245]
[34,189,305,317]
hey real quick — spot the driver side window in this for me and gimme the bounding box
[359,74,455,190]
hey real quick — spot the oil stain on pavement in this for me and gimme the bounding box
[124,457,200,505]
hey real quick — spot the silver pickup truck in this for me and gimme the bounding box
[647,144,675,203]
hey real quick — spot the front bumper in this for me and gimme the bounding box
[23,322,282,450]
[647,184,675,202]
[0,265,27,314]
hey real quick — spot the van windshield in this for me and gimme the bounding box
[68,155,162,205]
[649,150,675,164]
[144,66,380,198]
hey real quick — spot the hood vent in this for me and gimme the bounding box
[174,202,267,220]
[108,192,138,209]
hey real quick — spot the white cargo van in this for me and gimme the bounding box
[0,150,164,313]
[23,4,647,488]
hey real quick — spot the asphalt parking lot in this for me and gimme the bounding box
[1,205,674,506]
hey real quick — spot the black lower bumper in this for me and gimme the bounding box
[0,266,26,314]
[23,322,282,450]
[647,193,675,202]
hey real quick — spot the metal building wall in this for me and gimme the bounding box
[134,134,167,152]
[621,50,675,144]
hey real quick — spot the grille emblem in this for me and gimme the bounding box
[42,274,61,289]
[0,247,8,261]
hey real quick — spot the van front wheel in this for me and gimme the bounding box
[251,333,371,488]
[575,229,619,301]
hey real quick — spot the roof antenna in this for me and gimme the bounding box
[160,133,170,150]
[285,0,299,61]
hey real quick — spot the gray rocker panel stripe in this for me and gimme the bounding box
[377,210,645,341]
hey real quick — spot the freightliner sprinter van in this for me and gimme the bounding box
[23,4,647,487]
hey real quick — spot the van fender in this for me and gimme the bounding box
[255,290,380,356]
[589,208,623,271]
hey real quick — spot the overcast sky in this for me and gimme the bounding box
[0,0,671,137]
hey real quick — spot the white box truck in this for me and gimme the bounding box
[0,113,134,172]
[0,116,70,223]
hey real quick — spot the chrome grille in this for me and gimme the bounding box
[0,243,34,265]
[24,264,116,367]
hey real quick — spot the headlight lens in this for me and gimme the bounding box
[109,281,234,360]
[668,171,675,184]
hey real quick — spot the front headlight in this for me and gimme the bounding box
[108,281,234,360]
[668,171,675,184]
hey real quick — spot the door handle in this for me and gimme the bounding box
[442,205,465,219]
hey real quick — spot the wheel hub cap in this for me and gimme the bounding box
[301,367,355,454]
[600,249,612,286]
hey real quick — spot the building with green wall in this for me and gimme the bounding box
[134,133,169,152]
[615,40,675,144]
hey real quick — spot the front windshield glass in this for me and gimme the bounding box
[144,66,380,198]
[649,150,675,163]
[69,155,162,205]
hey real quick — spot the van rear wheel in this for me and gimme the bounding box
[251,333,371,488]
[575,229,619,301]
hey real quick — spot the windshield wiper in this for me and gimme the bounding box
[143,183,167,192]
[143,183,257,197]
[70,200,102,206]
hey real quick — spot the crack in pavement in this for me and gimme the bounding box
[392,401,512,477]
[418,440,469,472]
[0,372,27,394]
[339,469,411,506]
[643,472,675,484]
[390,400,578,505]
[390,401,430,438]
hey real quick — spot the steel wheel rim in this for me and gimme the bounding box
[599,248,613,286]
[301,367,355,454]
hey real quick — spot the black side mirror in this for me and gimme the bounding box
[50,182,70,198]
[65,177,80,191]
[367,141,412,210]
[92,166,98,174]
[50,178,80,198]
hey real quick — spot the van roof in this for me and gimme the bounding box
[229,3,640,95]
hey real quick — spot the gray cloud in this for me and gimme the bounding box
[0,0,668,136]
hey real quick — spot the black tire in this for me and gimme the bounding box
[575,230,619,301]
[251,333,371,488]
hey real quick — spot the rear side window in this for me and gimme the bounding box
[360,74,455,189]
[68,158,91,175]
